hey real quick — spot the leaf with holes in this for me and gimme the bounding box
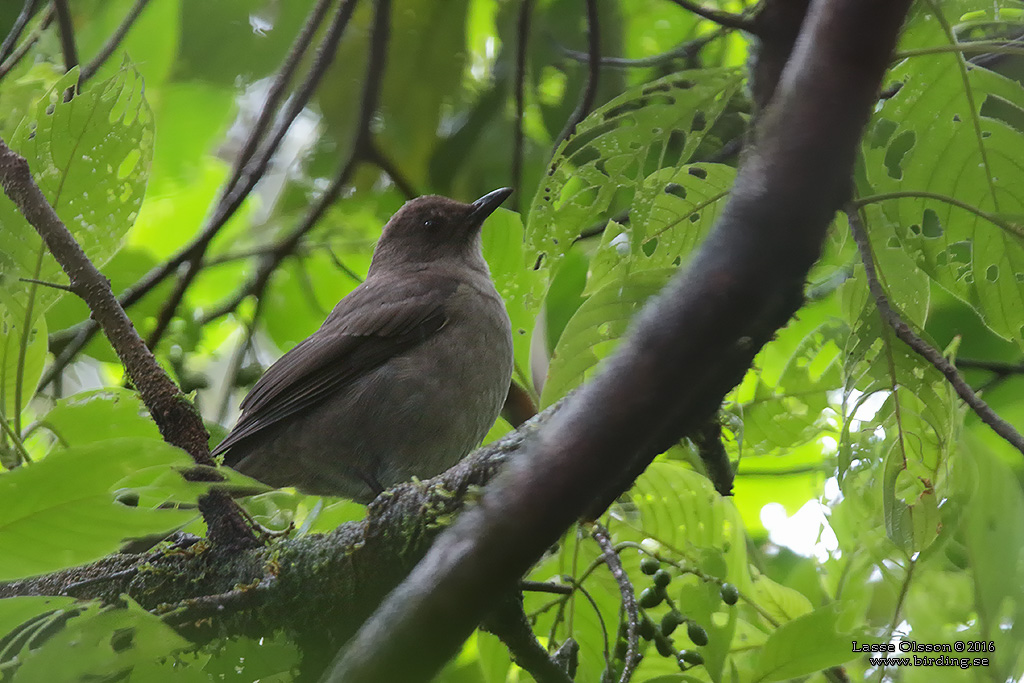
[0,64,153,315]
[527,69,743,279]
[862,51,1024,345]
[541,267,674,406]
[8,599,189,682]
[586,163,736,295]
[838,296,957,553]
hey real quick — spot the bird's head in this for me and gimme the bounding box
[369,188,512,271]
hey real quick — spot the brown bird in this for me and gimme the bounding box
[213,189,515,503]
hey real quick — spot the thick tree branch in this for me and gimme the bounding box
[0,411,556,668]
[482,595,573,683]
[0,137,263,548]
[324,0,913,680]
[846,206,1024,457]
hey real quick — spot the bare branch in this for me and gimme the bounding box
[664,0,756,33]
[846,206,1024,457]
[144,0,361,350]
[558,29,726,69]
[591,524,640,683]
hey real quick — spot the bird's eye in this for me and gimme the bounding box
[423,218,437,230]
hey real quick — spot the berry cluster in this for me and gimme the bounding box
[611,555,739,673]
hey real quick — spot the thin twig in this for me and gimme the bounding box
[553,0,601,152]
[558,29,725,69]
[664,0,756,33]
[0,4,53,82]
[79,0,152,83]
[52,0,78,71]
[591,524,640,683]
[846,206,1024,457]
[955,358,1024,376]
[364,140,417,199]
[511,0,533,213]
[0,0,39,64]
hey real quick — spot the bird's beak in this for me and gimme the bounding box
[468,187,513,225]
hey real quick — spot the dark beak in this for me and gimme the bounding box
[468,187,513,225]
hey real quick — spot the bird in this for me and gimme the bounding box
[212,188,515,503]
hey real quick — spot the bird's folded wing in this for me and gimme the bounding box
[213,279,454,460]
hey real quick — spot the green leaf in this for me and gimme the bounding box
[42,389,162,447]
[862,53,1024,345]
[0,596,77,640]
[481,208,546,391]
[10,599,190,682]
[750,574,813,626]
[527,69,744,278]
[961,440,1024,629]
[0,438,197,580]
[542,267,674,406]
[754,604,864,682]
[0,64,154,314]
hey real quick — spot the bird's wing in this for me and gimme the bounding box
[213,277,455,461]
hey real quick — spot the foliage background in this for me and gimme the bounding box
[1,0,1024,681]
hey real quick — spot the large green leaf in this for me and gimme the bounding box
[862,48,1024,345]
[0,438,197,580]
[0,64,153,315]
[527,68,744,278]
[753,604,867,682]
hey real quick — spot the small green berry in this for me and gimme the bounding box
[655,635,675,657]
[614,640,628,660]
[638,587,663,608]
[687,621,709,647]
[720,582,739,606]
[640,556,660,575]
[679,649,704,667]
[638,617,656,641]
[660,610,683,636]
[653,568,672,588]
